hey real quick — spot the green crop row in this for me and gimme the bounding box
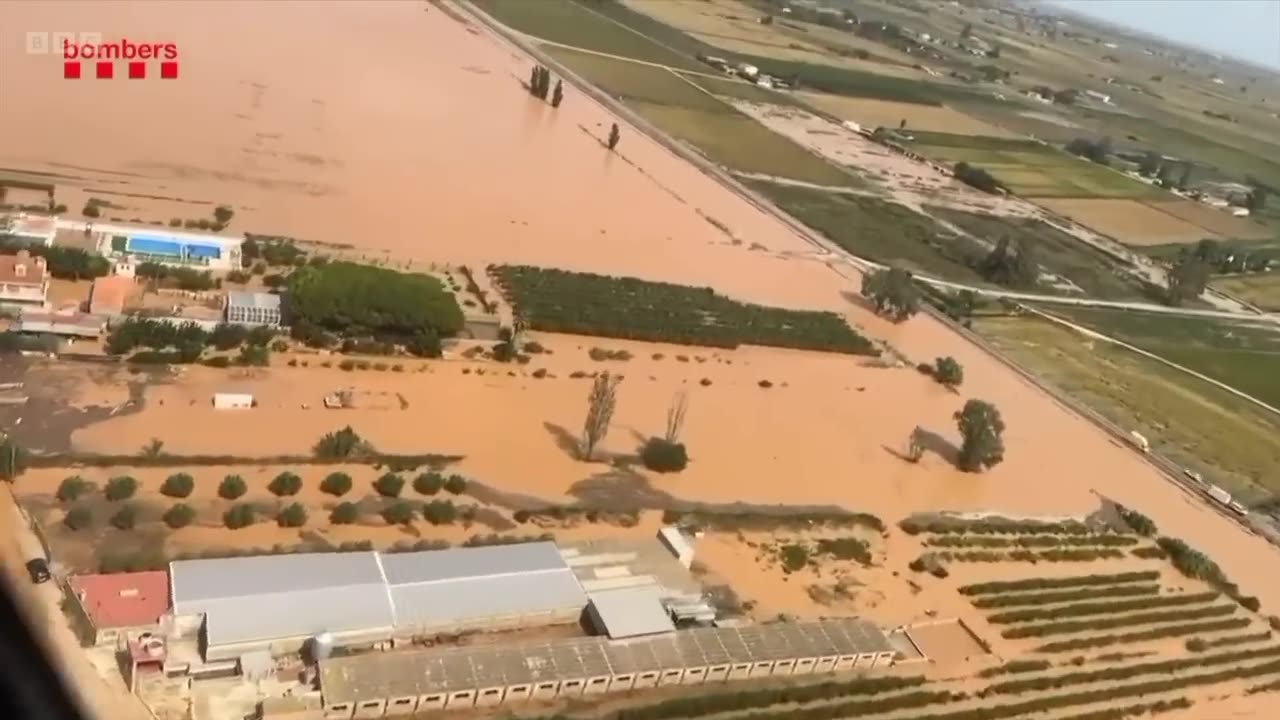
[987,643,1280,694]
[935,548,1126,563]
[1054,699,1191,720]
[612,675,926,720]
[987,592,1219,625]
[490,265,878,356]
[1033,617,1253,652]
[972,584,1160,609]
[619,689,958,720]
[661,508,884,532]
[1002,604,1236,639]
[926,534,1139,549]
[960,571,1160,596]
[900,516,1096,536]
[977,659,1052,678]
[1200,630,1273,650]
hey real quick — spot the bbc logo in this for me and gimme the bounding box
[26,31,102,55]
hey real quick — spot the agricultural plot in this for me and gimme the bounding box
[472,0,707,72]
[926,207,1159,301]
[800,93,1016,137]
[1145,199,1274,240]
[974,314,1280,500]
[1036,198,1216,246]
[905,131,1165,199]
[686,74,806,107]
[1214,273,1280,312]
[544,47,859,187]
[1030,305,1280,409]
[489,265,879,355]
[743,180,990,283]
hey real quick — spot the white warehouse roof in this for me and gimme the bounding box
[170,543,588,655]
[170,551,394,650]
[588,586,676,639]
[383,542,587,633]
[226,290,281,310]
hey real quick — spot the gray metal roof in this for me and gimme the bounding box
[319,618,895,705]
[171,552,394,649]
[589,587,676,639]
[225,290,281,310]
[390,571,586,631]
[379,542,569,586]
[171,552,385,609]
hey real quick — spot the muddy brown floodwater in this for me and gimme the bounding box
[5,0,1280,632]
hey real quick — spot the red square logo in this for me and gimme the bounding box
[160,61,178,79]
[128,61,146,79]
[64,61,81,79]
[95,61,113,79]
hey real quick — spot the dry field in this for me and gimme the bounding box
[1035,198,1217,245]
[800,92,1017,137]
[1144,199,1274,240]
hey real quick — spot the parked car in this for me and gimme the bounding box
[25,558,50,584]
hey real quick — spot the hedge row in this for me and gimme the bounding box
[1055,698,1190,720]
[1247,677,1280,695]
[977,659,1051,678]
[1113,504,1158,537]
[1033,616,1252,652]
[1130,546,1167,559]
[926,534,1138,549]
[987,643,1280,695]
[1158,536,1258,610]
[892,657,1280,720]
[614,681,957,717]
[900,516,1095,536]
[662,508,884,532]
[612,675,926,720]
[28,451,460,469]
[960,571,1160,596]
[1002,604,1236,639]
[934,548,1125,563]
[972,584,1160,609]
[987,592,1219,625]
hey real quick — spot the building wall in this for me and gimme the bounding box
[226,305,282,327]
[0,281,47,305]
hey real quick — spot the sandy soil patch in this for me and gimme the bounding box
[1034,198,1217,245]
[1017,110,1080,129]
[906,620,989,666]
[1144,199,1273,240]
[802,93,1017,137]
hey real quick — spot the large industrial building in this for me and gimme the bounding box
[90,221,243,270]
[317,618,896,718]
[169,543,589,662]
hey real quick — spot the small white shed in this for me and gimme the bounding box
[658,526,695,569]
[213,393,255,410]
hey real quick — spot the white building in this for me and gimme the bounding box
[0,250,49,307]
[224,291,282,327]
[86,221,243,271]
[212,393,255,410]
[0,214,57,246]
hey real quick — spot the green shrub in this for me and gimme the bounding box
[330,502,360,525]
[1035,617,1251,652]
[373,473,405,498]
[986,644,1280,695]
[277,503,308,528]
[1130,546,1167,559]
[1114,504,1157,536]
[109,504,138,530]
[901,516,1094,536]
[104,476,138,501]
[382,501,415,525]
[640,437,689,473]
[320,472,353,497]
[313,426,374,459]
[164,503,197,529]
[1185,637,1208,652]
[814,537,871,565]
[223,504,256,529]
[267,471,302,497]
[57,476,92,502]
[1003,604,1235,639]
[218,474,248,500]
[413,472,444,495]
[423,499,458,525]
[160,472,195,498]
[779,544,809,573]
[986,592,1219,625]
[64,507,92,530]
[444,474,468,495]
[972,584,1160,609]
[960,571,1159,596]
[926,534,1137,549]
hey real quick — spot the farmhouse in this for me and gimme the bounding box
[91,222,243,271]
[67,571,170,647]
[17,309,106,338]
[0,250,48,307]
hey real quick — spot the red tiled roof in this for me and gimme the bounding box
[89,275,134,315]
[68,571,170,629]
[0,251,47,286]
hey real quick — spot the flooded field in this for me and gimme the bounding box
[5,0,1280,662]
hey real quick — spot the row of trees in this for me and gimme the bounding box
[953,162,1005,194]
[578,374,691,473]
[0,241,109,280]
[527,64,564,107]
[105,317,276,362]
